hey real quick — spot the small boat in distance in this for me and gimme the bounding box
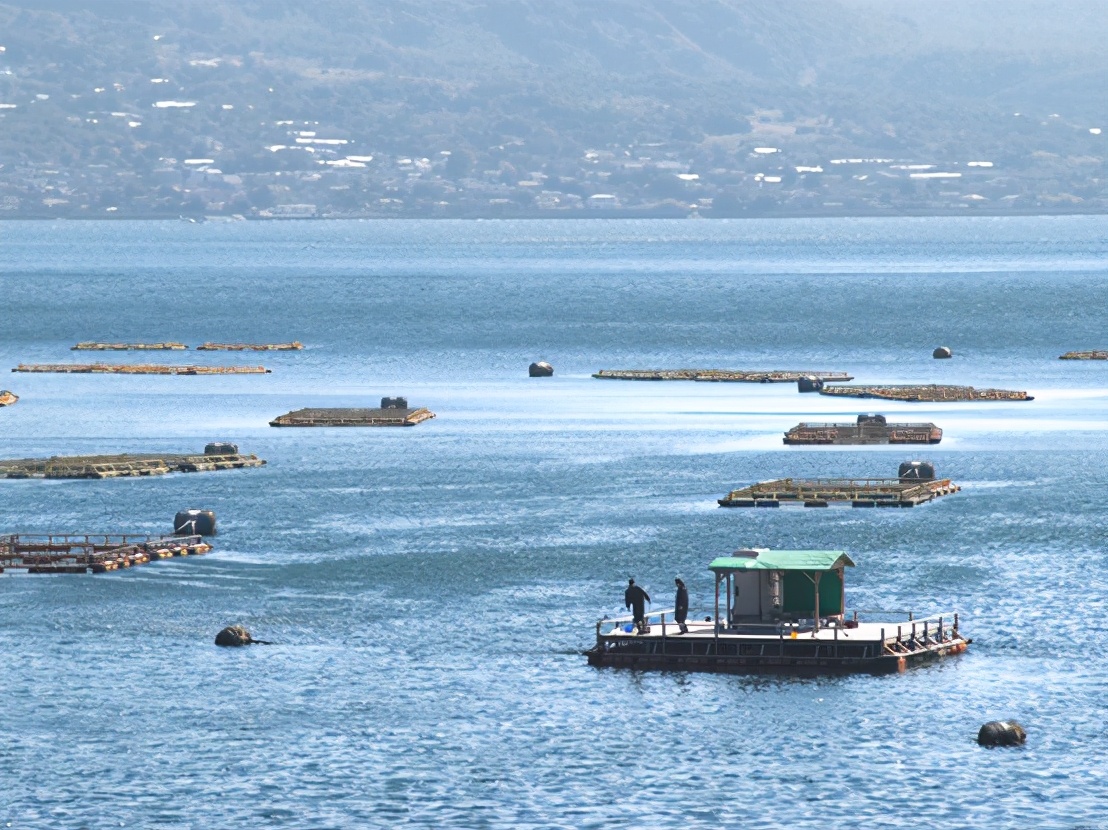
[0,390,17,407]
[586,548,968,675]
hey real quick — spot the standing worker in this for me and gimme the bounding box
[625,578,651,634]
[674,578,689,634]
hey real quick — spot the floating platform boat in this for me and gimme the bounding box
[586,548,969,675]
[593,369,854,383]
[818,383,1032,402]
[72,342,187,351]
[1059,350,1108,360]
[0,390,17,407]
[270,398,435,427]
[0,533,210,574]
[0,444,265,479]
[196,342,304,351]
[718,461,959,508]
[12,363,271,375]
[784,413,942,445]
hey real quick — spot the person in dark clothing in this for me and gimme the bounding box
[674,578,689,634]
[624,578,651,634]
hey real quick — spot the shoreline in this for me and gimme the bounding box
[2,207,1107,222]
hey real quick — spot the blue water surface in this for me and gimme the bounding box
[1,217,1106,829]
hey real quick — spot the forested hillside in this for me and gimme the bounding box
[0,0,1104,217]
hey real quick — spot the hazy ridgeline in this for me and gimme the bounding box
[0,1,1106,217]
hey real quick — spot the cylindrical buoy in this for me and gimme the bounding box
[898,461,936,482]
[529,361,554,377]
[215,625,253,647]
[797,375,823,393]
[977,720,1026,747]
[174,509,216,536]
[933,346,953,359]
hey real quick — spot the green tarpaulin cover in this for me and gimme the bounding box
[708,549,855,573]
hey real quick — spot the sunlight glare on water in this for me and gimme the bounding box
[1,217,1106,828]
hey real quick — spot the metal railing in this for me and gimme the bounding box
[596,607,677,638]
[875,613,961,653]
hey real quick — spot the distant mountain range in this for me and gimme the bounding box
[1,0,1105,218]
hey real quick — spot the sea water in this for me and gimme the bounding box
[1,217,1106,828]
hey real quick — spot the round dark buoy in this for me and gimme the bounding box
[204,441,238,456]
[977,720,1026,747]
[215,625,253,647]
[797,375,824,393]
[529,361,554,377]
[174,509,216,536]
[933,346,953,359]
[898,461,936,482]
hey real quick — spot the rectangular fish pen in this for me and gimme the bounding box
[593,369,853,382]
[783,414,942,445]
[196,342,304,351]
[1059,351,1108,360]
[269,406,435,427]
[718,476,959,508]
[0,447,265,479]
[0,533,210,574]
[818,384,1032,402]
[71,342,188,350]
[12,364,271,375]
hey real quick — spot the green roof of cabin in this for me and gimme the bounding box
[708,549,855,573]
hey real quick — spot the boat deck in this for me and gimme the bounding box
[589,610,967,674]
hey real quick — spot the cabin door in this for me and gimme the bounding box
[731,571,761,620]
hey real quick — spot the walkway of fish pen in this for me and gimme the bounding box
[0,449,265,479]
[71,342,187,350]
[1059,350,1108,360]
[0,533,210,573]
[12,363,271,375]
[818,384,1032,402]
[593,369,854,382]
[718,476,960,508]
[269,406,436,427]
